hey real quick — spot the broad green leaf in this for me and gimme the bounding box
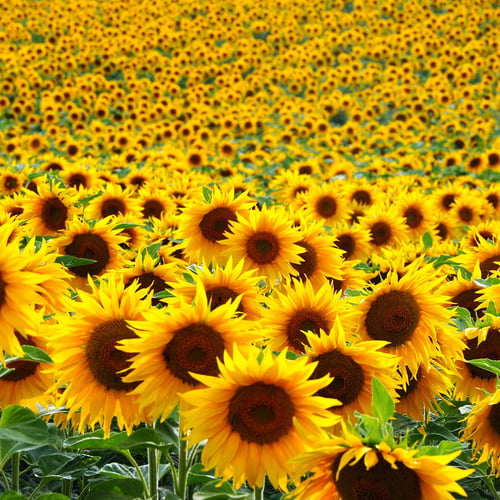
[202,185,213,203]
[22,345,53,363]
[354,413,384,445]
[85,478,144,499]
[466,358,500,377]
[417,441,463,457]
[371,377,395,425]
[38,494,72,500]
[0,493,28,500]
[193,479,252,500]
[55,255,97,268]
[187,463,216,485]
[113,222,140,230]
[0,366,15,378]
[34,452,100,480]
[99,462,136,479]
[422,231,433,251]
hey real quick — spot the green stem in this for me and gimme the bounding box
[1,468,10,491]
[253,483,264,500]
[148,447,159,500]
[11,453,20,492]
[164,450,178,492]
[61,478,72,496]
[122,449,150,498]
[177,432,188,500]
[28,482,45,500]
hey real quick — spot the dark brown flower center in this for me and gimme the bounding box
[316,195,337,218]
[85,319,139,391]
[450,288,481,319]
[442,194,456,210]
[101,198,126,218]
[64,233,110,277]
[336,233,355,259]
[487,403,500,437]
[199,207,237,242]
[369,222,392,246]
[404,207,423,229]
[125,272,168,306]
[480,255,500,279]
[352,190,372,206]
[228,382,294,444]
[285,309,330,353]
[486,194,499,209]
[4,176,18,190]
[365,290,420,347]
[142,200,164,219]
[488,153,500,168]
[68,173,87,189]
[332,451,421,500]
[436,222,448,240]
[2,332,38,382]
[312,349,364,405]
[162,323,224,386]
[41,197,68,231]
[206,286,243,313]
[459,207,473,223]
[465,329,500,379]
[291,241,317,279]
[246,231,280,264]
[0,273,6,307]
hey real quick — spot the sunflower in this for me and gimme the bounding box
[137,186,174,220]
[49,216,128,288]
[270,170,315,210]
[47,277,153,436]
[344,179,380,207]
[291,430,472,499]
[21,182,78,236]
[457,237,500,279]
[331,223,372,262]
[0,322,53,410]
[395,191,435,241]
[356,260,453,377]
[119,284,260,422]
[328,258,371,296]
[453,321,500,403]
[304,318,401,421]
[358,204,408,254]
[181,346,340,490]
[176,186,255,265]
[110,213,149,251]
[86,183,142,220]
[170,257,264,321]
[0,220,49,361]
[60,162,99,191]
[395,361,452,421]
[262,279,359,354]
[299,183,348,227]
[462,388,500,474]
[449,192,487,230]
[464,221,500,248]
[220,205,305,284]
[291,218,344,288]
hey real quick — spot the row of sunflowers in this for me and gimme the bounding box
[0,0,499,498]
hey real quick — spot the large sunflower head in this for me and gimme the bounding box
[220,205,306,284]
[356,260,453,377]
[304,318,401,421]
[86,183,143,220]
[181,346,340,490]
[49,216,128,288]
[47,276,154,436]
[119,283,261,422]
[262,279,359,354]
[176,185,256,265]
[291,431,472,499]
[299,183,348,226]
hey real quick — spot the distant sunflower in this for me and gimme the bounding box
[304,318,401,421]
[356,261,453,377]
[331,224,372,261]
[220,205,305,284]
[170,257,264,321]
[50,217,128,288]
[291,218,344,288]
[328,259,370,296]
[453,322,500,403]
[48,277,153,436]
[395,361,452,421]
[300,183,347,226]
[462,388,500,474]
[271,170,315,210]
[181,346,340,490]
[464,221,500,248]
[60,163,99,191]
[137,186,174,220]
[291,431,472,499]
[22,183,78,236]
[87,184,142,220]
[262,280,359,353]
[177,186,255,265]
[395,191,435,241]
[120,284,260,421]
[458,238,500,279]
[449,193,487,229]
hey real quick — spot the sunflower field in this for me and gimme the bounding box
[0,0,499,498]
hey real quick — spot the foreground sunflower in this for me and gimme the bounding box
[291,430,472,499]
[181,346,340,490]
[220,205,305,284]
[120,284,260,421]
[462,388,500,475]
[47,277,153,436]
[356,260,453,377]
[304,319,401,422]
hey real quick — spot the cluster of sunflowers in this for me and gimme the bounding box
[0,0,500,498]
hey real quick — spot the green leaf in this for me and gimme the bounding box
[355,413,384,445]
[77,191,103,206]
[113,222,139,231]
[64,430,128,451]
[0,366,15,378]
[371,377,395,425]
[187,463,216,485]
[416,441,463,457]
[86,478,144,499]
[38,495,71,500]
[55,255,97,268]
[193,479,252,500]
[182,272,196,285]
[202,186,213,203]
[466,358,500,377]
[0,493,28,500]
[152,290,174,300]
[22,345,53,363]
[422,231,433,251]
[34,452,100,480]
